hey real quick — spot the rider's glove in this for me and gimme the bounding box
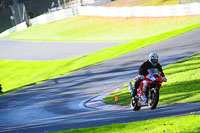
[163,77,167,82]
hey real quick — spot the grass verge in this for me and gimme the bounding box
[104,53,200,105]
[0,23,200,94]
[104,0,179,7]
[9,15,200,41]
[52,114,200,133]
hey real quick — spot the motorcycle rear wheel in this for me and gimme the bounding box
[148,88,159,109]
[131,97,141,111]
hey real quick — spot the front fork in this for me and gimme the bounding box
[148,84,161,99]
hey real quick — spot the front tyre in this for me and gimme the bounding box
[131,97,141,111]
[148,88,159,109]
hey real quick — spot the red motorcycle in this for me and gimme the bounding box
[131,68,164,111]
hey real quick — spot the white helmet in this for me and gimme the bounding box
[149,53,158,66]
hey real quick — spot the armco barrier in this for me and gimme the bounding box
[78,2,200,17]
[0,8,78,37]
[0,22,27,37]
[30,8,77,25]
[0,3,200,37]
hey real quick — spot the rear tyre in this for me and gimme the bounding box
[131,96,141,111]
[148,88,159,109]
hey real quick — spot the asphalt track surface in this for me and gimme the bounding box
[0,39,126,61]
[0,28,200,132]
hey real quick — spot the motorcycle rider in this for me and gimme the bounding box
[129,53,167,100]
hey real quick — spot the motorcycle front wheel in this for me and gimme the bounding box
[148,88,159,109]
[131,96,141,111]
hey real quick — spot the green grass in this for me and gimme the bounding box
[0,58,77,93]
[104,53,200,106]
[104,0,179,7]
[52,114,200,133]
[9,15,200,41]
[1,23,200,94]
[140,0,179,6]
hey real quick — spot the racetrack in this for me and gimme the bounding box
[0,39,126,61]
[0,28,200,132]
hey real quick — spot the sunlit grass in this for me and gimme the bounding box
[141,0,179,6]
[159,55,200,104]
[104,0,179,7]
[0,58,77,93]
[10,15,200,41]
[104,53,200,106]
[53,114,200,133]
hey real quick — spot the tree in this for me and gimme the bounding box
[0,0,19,13]
[0,0,6,12]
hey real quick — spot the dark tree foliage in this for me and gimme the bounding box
[0,0,14,11]
[0,0,26,10]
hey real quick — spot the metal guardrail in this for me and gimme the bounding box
[78,3,200,17]
[30,7,78,26]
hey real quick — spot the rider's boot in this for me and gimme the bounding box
[128,81,135,97]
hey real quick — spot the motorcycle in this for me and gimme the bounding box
[131,68,164,111]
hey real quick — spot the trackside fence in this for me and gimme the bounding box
[30,8,78,25]
[78,3,200,17]
[0,2,200,37]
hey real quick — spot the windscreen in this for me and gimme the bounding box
[147,68,161,76]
